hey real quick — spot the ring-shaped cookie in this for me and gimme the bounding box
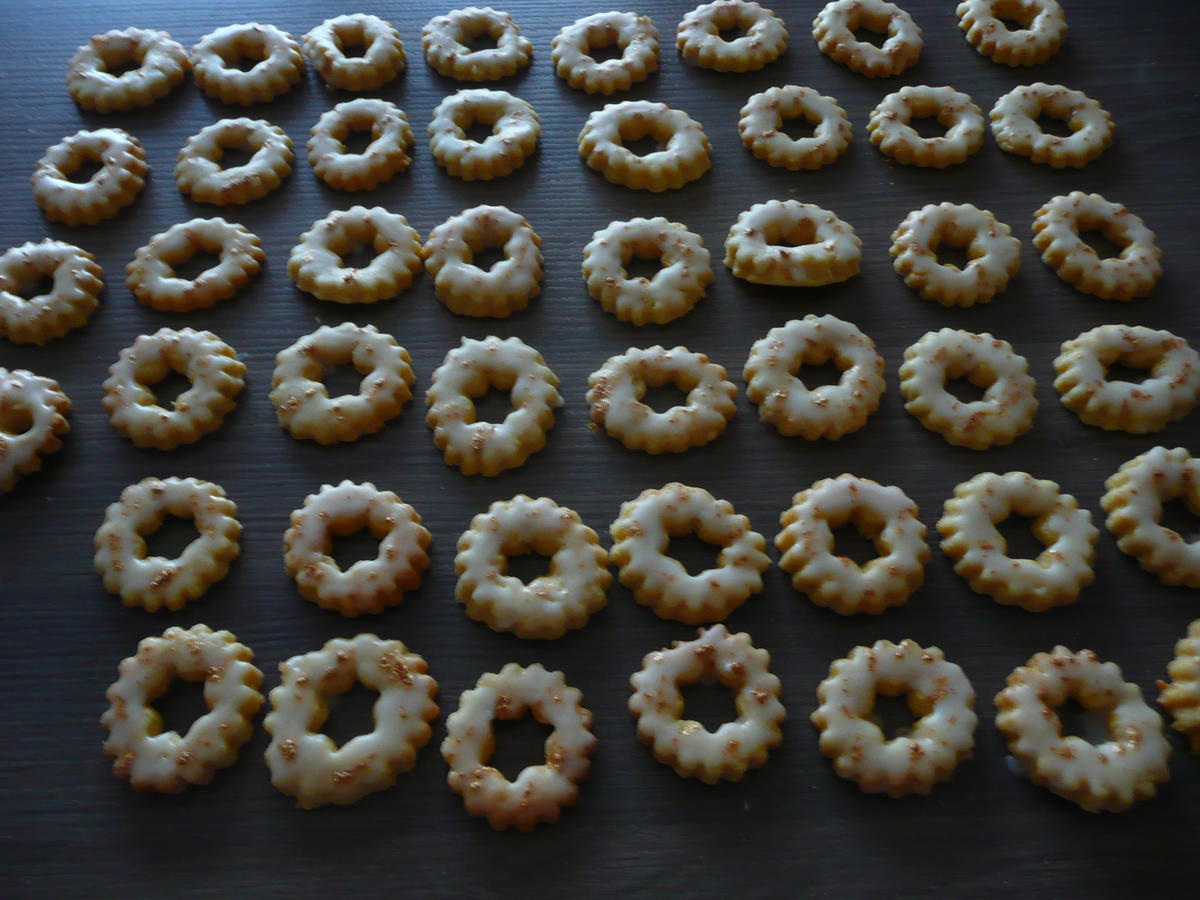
[102,625,263,793]
[938,472,1098,611]
[304,14,406,91]
[813,0,922,78]
[738,85,852,171]
[899,328,1038,450]
[175,118,293,206]
[443,664,594,830]
[102,327,245,450]
[67,27,190,113]
[1053,325,1200,433]
[93,476,241,611]
[126,218,264,312]
[868,86,984,168]
[552,12,660,94]
[271,323,415,445]
[1160,620,1200,752]
[629,624,785,783]
[676,1,789,72]
[308,99,413,192]
[743,314,885,440]
[423,205,542,317]
[582,217,712,325]
[0,240,103,344]
[578,100,711,192]
[587,346,736,454]
[455,496,610,639]
[957,0,1067,67]
[288,206,422,304]
[610,483,770,624]
[428,89,539,181]
[777,475,928,615]
[32,128,147,225]
[1032,192,1161,301]
[0,368,70,492]
[283,481,431,616]
[990,83,1113,168]
[422,7,533,81]
[890,203,1021,306]
[191,23,304,105]
[426,335,562,476]
[813,640,977,796]
[264,635,439,809]
[995,646,1171,812]
[725,199,862,286]
[1101,446,1200,587]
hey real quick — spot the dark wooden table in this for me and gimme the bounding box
[2,1,1197,896]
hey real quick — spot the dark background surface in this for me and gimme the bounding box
[1,1,1198,896]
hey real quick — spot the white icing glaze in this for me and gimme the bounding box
[578,100,711,191]
[743,314,885,439]
[423,206,542,317]
[995,646,1171,812]
[125,218,263,312]
[93,476,241,612]
[101,625,263,793]
[264,634,438,809]
[0,239,103,343]
[288,206,422,304]
[812,0,923,77]
[442,663,594,830]
[676,1,789,72]
[0,367,71,492]
[586,345,736,453]
[307,99,413,191]
[629,624,785,782]
[32,128,147,225]
[867,86,984,168]
[174,118,293,206]
[938,471,1097,611]
[990,83,1113,168]
[738,85,852,170]
[777,475,928,615]
[813,640,977,796]
[428,89,540,181]
[422,7,533,81]
[190,23,304,105]
[610,483,770,624]
[552,12,660,94]
[67,27,190,113]
[957,0,1067,67]
[303,14,405,91]
[1159,619,1200,752]
[724,199,862,286]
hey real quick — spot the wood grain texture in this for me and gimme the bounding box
[1,1,1197,896]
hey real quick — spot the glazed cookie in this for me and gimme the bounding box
[0,368,71,492]
[426,335,562,476]
[738,85,852,171]
[0,240,103,344]
[675,1,788,72]
[288,206,423,304]
[283,481,431,617]
[191,23,304,105]
[725,200,861,286]
[67,27,190,113]
[578,101,711,191]
[552,12,660,94]
[777,475,928,615]
[629,625,785,782]
[270,323,415,445]
[307,99,414,192]
[812,0,922,77]
[303,14,406,91]
[586,346,737,454]
[610,483,770,624]
[582,217,712,325]
[422,7,533,81]
[126,219,264,312]
[938,472,1098,611]
[102,327,245,450]
[455,496,610,640]
[743,315,885,440]
[867,86,985,168]
[428,89,539,181]
[890,203,1021,306]
[957,0,1067,66]
[94,477,241,612]
[1159,620,1200,752]
[32,128,147,225]
[899,329,1037,450]
[990,83,1113,168]
[175,118,294,206]
[423,206,542,317]
[102,625,263,793]
[1053,325,1200,433]
[813,640,976,796]
[264,635,439,808]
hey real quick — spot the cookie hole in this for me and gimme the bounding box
[13,273,57,301]
[666,533,723,576]
[680,679,739,732]
[640,382,692,413]
[991,0,1038,30]
[340,127,376,156]
[459,26,499,55]
[321,361,366,399]
[994,513,1047,561]
[769,219,819,248]
[63,155,104,184]
[334,25,371,58]
[99,46,145,77]
[469,246,507,272]
[487,715,554,781]
[716,25,748,43]
[329,527,382,571]
[1103,361,1151,385]
[1159,498,1200,543]
[504,552,553,584]
[215,144,256,171]
[944,377,989,404]
[795,359,845,390]
[622,135,666,157]
[463,119,498,144]
[1078,229,1128,260]
[218,38,267,72]
[868,690,916,740]
[337,243,380,270]
[934,243,973,271]
[1054,698,1112,745]
[142,513,201,561]
[147,369,194,409]
[1034,113,1074,138]
[169,249,223,283]
[585,38,624,64]
[0,404,35,436]
[909,115,949,140]
[622,255,663,282]
[778,115,818,142]
[830,520,882,567]
[849,25,890,49]
[320,682,379,748]
[152,676,210,738]
[470,388,515,424]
